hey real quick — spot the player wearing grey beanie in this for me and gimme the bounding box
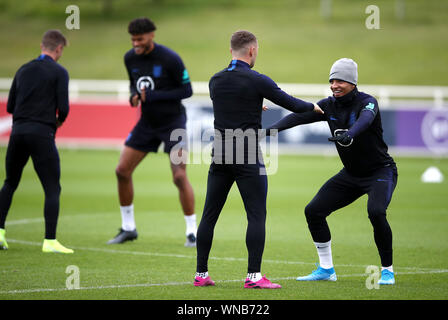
[267,57,398,287]
[329,58,358,85]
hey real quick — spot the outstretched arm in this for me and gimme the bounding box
[255,74,323,114]
[266,108,326,136]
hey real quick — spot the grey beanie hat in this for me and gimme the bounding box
[329,58,358,85]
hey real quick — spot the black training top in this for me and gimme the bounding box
[124,42,192,127]
[209,59,314,133]
[209,59,314,164]
[268,87,396,177]
[7,54,69,138]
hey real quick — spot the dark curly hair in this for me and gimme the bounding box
[128,17,156,35]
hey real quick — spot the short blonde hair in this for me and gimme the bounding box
[42,29,67,51]
[231,30,257,53]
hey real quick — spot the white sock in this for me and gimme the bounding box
[315,240,334,269]
[382,265,394,273]
[247,272,262,282]
[196,271,208,279]
[120,204,136,231]
[184,214,197,236]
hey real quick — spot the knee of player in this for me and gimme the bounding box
[115,165,132,180]
[172,170,187,187]
[49,187,62,197]
[304,202,317,219]
[2,180,19,193]
[304,202,329,221]
[43,183,61,197]
[367,206,387,221]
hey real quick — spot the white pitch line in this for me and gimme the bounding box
[0,281,193,295]
[7,239,447,273]
[5,218,43,226]
[2,269,448,295]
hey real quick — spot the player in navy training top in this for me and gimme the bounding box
[267,58,398,285]
[0,30,73,253]
[108,18,197,247]
[194,30,324,289]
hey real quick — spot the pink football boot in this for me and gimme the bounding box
[244,275,282,289]
[194,276,215,287]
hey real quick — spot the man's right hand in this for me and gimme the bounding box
[130,94,140,107]
[313,103,324,114]
[131,84,147,107]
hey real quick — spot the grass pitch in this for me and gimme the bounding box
[0,147,447,300]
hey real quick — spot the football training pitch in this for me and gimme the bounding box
[0,148,447,300]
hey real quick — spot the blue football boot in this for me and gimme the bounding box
[296,264,337,281]
[378,269,395,285]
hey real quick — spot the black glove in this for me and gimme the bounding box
[328,132,352,145]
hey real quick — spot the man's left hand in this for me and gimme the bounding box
[328,132,352,145]
[140,84,147,103]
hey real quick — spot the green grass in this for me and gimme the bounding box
[0,147,447,300]
[0,0,447,85]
